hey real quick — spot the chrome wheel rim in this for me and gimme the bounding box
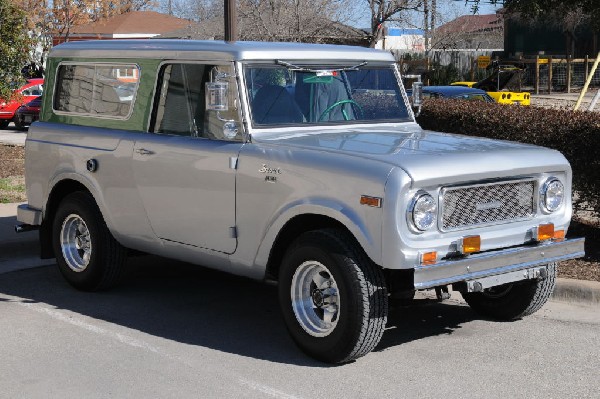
[60,214,92,272]
[291,261,340,337]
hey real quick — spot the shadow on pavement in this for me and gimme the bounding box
[0,253,479,366]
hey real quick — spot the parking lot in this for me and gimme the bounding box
[1,203,599,398]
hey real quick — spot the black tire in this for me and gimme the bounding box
[13,116,25,130]
[0,120,9,129]
[52,191,127,291]
[462,263,557,320]
[278,229,388,363]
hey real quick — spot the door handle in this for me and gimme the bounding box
[135,148,155,155]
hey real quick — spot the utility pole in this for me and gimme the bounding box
[224,0,237,43]
[423,0,429,52]
[429,0,437,36]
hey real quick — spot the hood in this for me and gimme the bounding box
[253,124,569,186]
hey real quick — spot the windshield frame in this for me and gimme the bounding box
[240,61,415,132]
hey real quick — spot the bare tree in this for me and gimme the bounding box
[10,0,53,65]
[237,0,356,43]
[368,0,423,47]
[159,0,222,21]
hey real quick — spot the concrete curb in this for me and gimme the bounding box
[552,278,600,306]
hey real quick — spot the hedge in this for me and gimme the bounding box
[416,99,600,218]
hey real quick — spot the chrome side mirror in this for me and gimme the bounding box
[206,81,229,111]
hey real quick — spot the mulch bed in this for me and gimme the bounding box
[562,217,600,281]
[0,145,25,178]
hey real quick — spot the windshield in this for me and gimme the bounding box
[243,64,411,127]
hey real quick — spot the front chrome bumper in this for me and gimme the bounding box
[413,238,585,290]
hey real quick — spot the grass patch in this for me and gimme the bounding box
[0,176,26,203]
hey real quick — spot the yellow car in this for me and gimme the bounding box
[452,66,530,106]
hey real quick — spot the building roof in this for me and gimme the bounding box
[69,11,192,36]
[387,28,424,36]
[436,14,503,36]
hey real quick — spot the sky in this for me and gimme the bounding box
[350,1,502,29]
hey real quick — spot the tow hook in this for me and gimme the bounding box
[435,285,451,300]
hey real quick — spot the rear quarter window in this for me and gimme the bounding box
[53,63,139,119]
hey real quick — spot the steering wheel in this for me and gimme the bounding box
[318,99,363,121]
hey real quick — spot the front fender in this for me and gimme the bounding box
[253,197,382,269]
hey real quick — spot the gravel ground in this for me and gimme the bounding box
[530,93,600,111]
[0,145,24,178]
[1,144,597,281]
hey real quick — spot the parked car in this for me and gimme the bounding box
[0,78,44,128]
[17,40,584,363]
[14,95,42,130]
[421,86,495,102]
[453,65,530,105]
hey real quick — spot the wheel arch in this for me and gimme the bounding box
[40,178,96,259]
[264,212,378,282]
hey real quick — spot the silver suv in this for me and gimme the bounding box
[17,40,584,363]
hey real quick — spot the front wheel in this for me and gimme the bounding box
[279,229,388,363]
[462,263,557,320]
[52,192,127,291]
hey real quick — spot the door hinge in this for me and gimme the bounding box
[229,226,238,238]
[229,157,238,170]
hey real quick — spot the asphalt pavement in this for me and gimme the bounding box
[1,202,599,398]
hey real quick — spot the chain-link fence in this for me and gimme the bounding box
[514,57,600,93]
[394,50,600,93]
[393,50,501,85]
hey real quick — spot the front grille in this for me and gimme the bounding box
[441,180,535,231]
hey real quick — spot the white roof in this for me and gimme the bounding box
[50,39,395,62]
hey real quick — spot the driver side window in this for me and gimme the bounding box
[152,63,242,141]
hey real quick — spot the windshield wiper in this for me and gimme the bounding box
[275,60,368,73]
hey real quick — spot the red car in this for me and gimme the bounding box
[0,78,44,129]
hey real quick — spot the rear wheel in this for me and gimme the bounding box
[13,116,25,130]
[462,263,557,320]
[279,229,388,363]
[52,192,127,291]
[0,120,9,129]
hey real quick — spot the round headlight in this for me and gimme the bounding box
[409,192,437,231]
[541,178,564,212]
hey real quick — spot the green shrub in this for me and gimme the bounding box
[416,99,600,217]
[427,63,461,86]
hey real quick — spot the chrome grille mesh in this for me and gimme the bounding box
[441,180,535,231]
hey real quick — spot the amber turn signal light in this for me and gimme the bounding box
[553,229,565,241]
[462,235,481,254]
[537,223,554,241]
[360,195,382,208]
[420,251,437,265]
